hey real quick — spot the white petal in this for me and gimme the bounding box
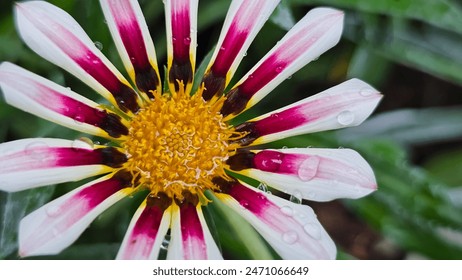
[0,62,128,139]
[167,203,222,260]
[0,138,117,192]
[15,1,140,113]
[235,79,382,146]
[116,200,171,260]
[240,148,377,202]
[165,0,198,94]
[100,0,161,98]
[206,0,280,81]
[223,7,344,118]
[19,174,132,256]
[217,182,336,259]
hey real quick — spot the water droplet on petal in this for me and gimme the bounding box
[240,199,250,209]
[183,37,191,45]
[337,110,355,126]
[257,182,268,192]
[94,41,103,50]
[72,137,94,150]
[220,46,226,51]
[160,235,170,250]
[46,205,60,217]
[282,231,298,244]
[298,156,320,181]
[287,75,292,80]
[280,206,293,216]
[243,52,247,57]
[275,66,283,73]
[290,191,303,204]
[303,223,322,240]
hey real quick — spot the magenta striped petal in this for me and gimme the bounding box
[201,0,280,100]
[167,202,222,259]
[15,1,140,113]
[221,7,344,118]
[216,181,336,259]
[100,0,161,99]
[165,0,198,93]
[232,79,382,146]
[19,173,133,256]
[0,63,128,139]
[228,148,377,202]
[116,194,172,260]
[0,138,126,192]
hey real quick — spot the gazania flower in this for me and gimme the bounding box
[0,0,382,259]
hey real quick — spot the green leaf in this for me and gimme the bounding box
[0,187,55,259]
[343,13,462,85]
[347,140,462,258]
[424,149,462,186]
[337,107,462,146]
[296,0,462,35]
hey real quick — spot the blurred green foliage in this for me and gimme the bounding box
[1,0,462,260]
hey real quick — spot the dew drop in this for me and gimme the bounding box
[297,156,320,181]
[248,74,254,79]
[72,137,94,150]
[243,52,247,57]
[257,182,268,192]
[287,75,292,80]
[46,205,60,217]
[282,231,298,244]
[280,206,293,216]
[303,223,322,240]
[289,191,303,204]
[282,146,288,149]
[240,199,250,209]
[275,66,283,73]
[25,141,49,160]
[183,37,191,45]
[337,110,355,126]
[220,46,226,51]
[160,235,170,250]
[94,41,103,50]
[360,87,374,97]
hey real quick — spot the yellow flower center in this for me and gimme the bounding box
[122,84,238,203]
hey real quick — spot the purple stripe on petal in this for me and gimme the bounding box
[59,92,128,138]
[179,203,206,259]
[228,183,270,216]
[223,182,334,259]
[77,171,132,209]
[211,1,265,76]
[108,1,159,96]
[212,25,247,77]
[233,95,343,145]
[74,51,139,112]
[253,151,319,180]
[1,71,128,138]
[238,13,340,99]
[20,7,139,113]
[120,205,164,259]
[0,146,125,173]
[170,1,191,63]
[20,173,130,254]
[253,107,307,136]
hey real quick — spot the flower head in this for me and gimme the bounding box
[0,0,382,259]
